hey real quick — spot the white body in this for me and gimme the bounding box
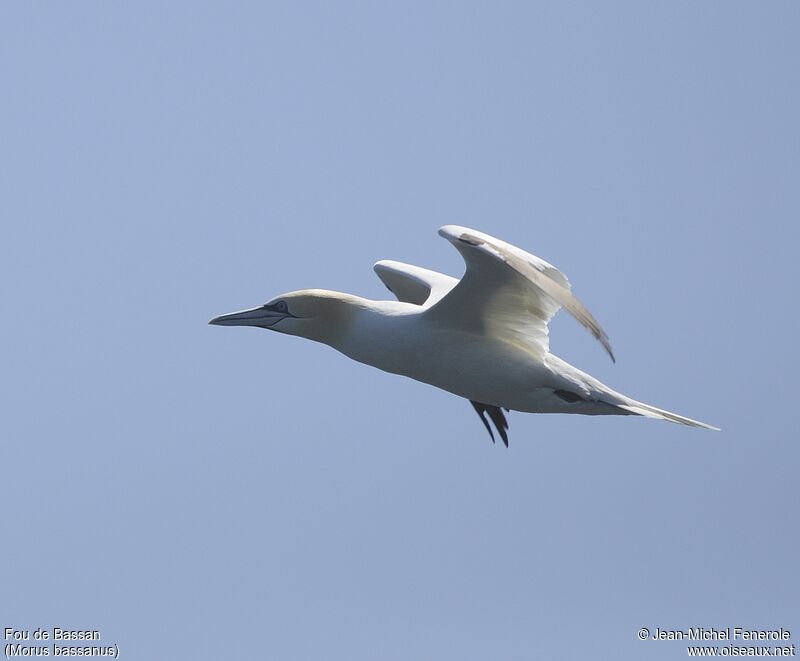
[338,302,622,415]
[211,225,718,438]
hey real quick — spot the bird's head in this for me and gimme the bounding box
[209,289,360,345]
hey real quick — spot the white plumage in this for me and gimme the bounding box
[211,226,718,445]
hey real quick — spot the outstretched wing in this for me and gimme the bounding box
[373,260,458,306]
[426,226,614,361]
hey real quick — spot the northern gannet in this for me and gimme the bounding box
[211,226,718,445]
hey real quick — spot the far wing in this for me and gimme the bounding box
[373,260,458,306]
[426,226,614,361]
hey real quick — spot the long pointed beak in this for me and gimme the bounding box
[209,306,285,328]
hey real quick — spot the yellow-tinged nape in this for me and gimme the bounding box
[260,288,417,346]
[258,289,362,345]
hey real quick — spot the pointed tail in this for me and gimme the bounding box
[617,399,720,431]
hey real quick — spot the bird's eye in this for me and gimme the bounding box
[275,301,288,313]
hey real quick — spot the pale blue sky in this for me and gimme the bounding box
[1,2,797,660]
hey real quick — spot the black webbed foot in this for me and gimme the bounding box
[470,401,510,447]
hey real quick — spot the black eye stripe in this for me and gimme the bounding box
[264,300,290,314]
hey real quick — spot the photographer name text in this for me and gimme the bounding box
[651,627,791,641]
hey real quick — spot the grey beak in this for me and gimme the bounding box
[209,306,285,328]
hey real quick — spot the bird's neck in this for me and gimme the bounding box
[311,293,419,361]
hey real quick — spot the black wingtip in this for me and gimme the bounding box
[603,339,615,363]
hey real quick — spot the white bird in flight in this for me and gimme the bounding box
[211,226,718,445]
